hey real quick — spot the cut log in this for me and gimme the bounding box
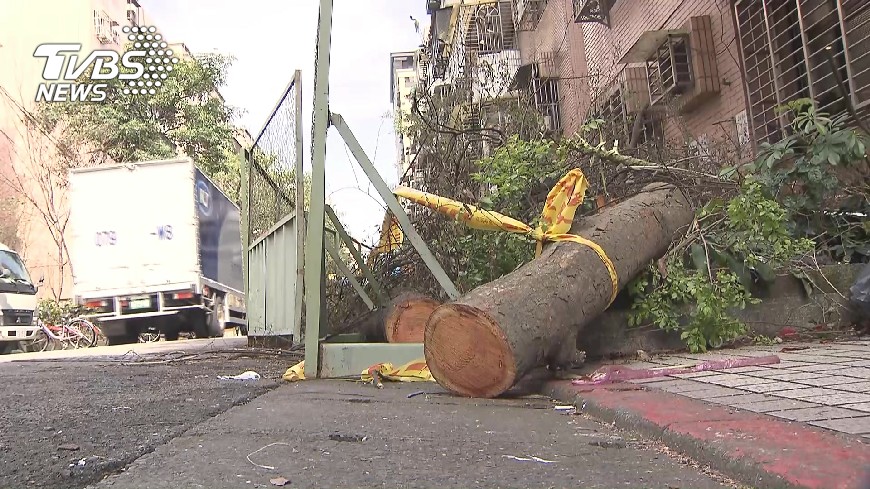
[384,292,441,343]
[342,292,441,343]
[424,183,694,398]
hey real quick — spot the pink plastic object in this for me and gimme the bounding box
[571,355,781,386]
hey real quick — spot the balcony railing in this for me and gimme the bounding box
[514,0,548,31]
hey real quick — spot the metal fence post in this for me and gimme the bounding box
[293,70,306,343]
[240,147,251,324]
[325,205,389,306]
[331,112,461,300]
[304,0,334,376]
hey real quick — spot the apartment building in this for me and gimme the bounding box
[513,0,589,136]
[554,0,749,158]
[416,0,868,162]
[422,0,530,133]
[0,0,251,300]
[0,0,157,298]
[390,51,421,185]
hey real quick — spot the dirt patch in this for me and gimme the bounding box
[0,355,290,489]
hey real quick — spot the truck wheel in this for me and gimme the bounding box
[0,342,17,355]
[208,293,226,338]
[191,309,210,339]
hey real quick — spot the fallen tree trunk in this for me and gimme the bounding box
[344,292,441,343]
[424,183,694,398]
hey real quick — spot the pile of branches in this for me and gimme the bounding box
[321,82,745,330]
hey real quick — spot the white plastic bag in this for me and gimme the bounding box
[217,370,261,381]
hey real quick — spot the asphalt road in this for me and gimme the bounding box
[0,340,739,489]
[0,338,293,489]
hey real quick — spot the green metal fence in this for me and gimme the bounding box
[242,70,305,343]
[246,74,303,242]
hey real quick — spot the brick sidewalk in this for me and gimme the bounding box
[622,340,870,437]
[546,339,870,489]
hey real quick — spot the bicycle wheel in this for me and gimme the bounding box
[66,318,98,348]
[29,329,52,352]
[138,332,160,343]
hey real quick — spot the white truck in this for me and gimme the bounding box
[68,158,247,345]
[0,243,42,354]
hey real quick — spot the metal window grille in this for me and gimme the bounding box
[591,69,664,146]
[530,71,561,132]
[94,10,115,44]
[735,0,870,146]
[646,35,693,105]
[514,0,548,31]
[464,1,517,56]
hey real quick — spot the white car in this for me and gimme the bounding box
[0,243,41,354]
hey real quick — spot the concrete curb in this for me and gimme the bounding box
[544,380,870,489]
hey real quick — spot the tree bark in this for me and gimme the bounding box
[424,183,694,398]
[343,292,441,343]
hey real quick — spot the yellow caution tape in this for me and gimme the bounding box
[394,169,619,305]
[282,360,305,382]
[360,358,435,385]
[372,212,403,256]
[282,358,435,385]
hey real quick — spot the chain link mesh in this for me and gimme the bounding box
[247,80,300,243]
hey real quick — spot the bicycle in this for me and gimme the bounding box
[138,330,161,343]
[29,316,100,352]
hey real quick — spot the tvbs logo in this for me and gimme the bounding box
[33,25,179,103]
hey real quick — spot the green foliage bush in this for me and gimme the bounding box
[455,136,570,290]
[36,299,89,326]
[630,99,866,351]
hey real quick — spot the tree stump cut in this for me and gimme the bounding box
[348,292,441,343]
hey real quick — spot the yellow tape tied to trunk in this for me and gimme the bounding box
[393,169,619,305]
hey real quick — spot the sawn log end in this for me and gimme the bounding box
[424,303,517,398]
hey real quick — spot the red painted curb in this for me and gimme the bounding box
[544,380,870,489]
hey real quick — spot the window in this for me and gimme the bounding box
[591,84,663,147]
[93,10,117,44]
[476,5,504,54]
[735,0,870,146]
[0,250,32,284]
[532,77,561,132]
[646,35,693,105]
[842,0,870,106]
[514,0,548,31]
[467,1,516,55]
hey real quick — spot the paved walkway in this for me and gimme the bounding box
[546,339,870,489]
[619,340,870,438]
[88,381,733,489]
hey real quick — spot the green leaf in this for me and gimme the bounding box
[720,252,753,289]
[690,244,709,273]
[718,166,738,180]
[753,261,776,283]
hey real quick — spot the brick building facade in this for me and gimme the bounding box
[416,0,868,161]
